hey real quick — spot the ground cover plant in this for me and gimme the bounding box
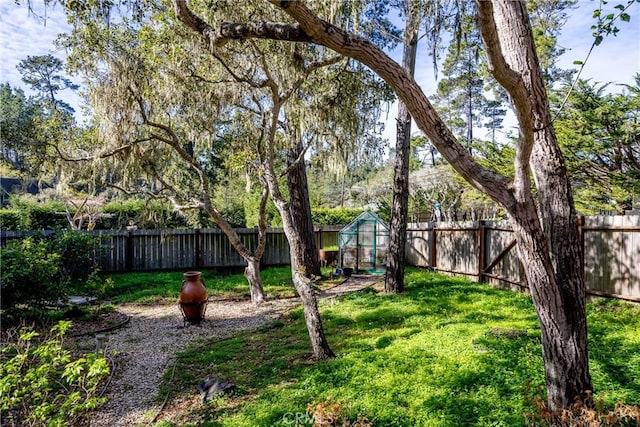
[103,266,303,304]
[0,321,110,427]
[154,268,640,426]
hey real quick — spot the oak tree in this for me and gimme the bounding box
[173,0,594,412]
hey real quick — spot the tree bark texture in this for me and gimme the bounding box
[476,1,591,412]
[244,258,265,305]
[174,0,591,408]
[268,166,335,360]
[385,1,420,294]
[263,97,334,360]
[287,137,321,277]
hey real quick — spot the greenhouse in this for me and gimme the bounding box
[338,211,390,274]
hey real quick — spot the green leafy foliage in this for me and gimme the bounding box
[0,237,63,320]
[52,230,100,285]
[101,199,189,230]
[553,77,640,213]
[0,321,110,426]
[591,1,636,45]
[4,197,67,230]
[311,208,365,226]
[1,232,107,323]
[0,209,23,230]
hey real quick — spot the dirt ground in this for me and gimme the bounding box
[70,275,382,426]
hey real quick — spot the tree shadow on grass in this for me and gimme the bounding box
[587,301,640,401]
[160,272,639,426]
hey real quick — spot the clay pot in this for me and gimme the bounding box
[179,271,207,324]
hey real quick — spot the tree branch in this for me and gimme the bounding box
[172,0,516,211]
[174,0,312,48]
[475,0,535,199]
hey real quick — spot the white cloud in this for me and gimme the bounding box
[0,2,82,115]
[1,1,637,138]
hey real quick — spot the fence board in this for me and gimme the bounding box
[2,216,639,300]
[406,223,432,268]
[407,216,640,300]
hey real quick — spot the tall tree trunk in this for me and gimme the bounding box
[385,0,420,294]
[287,137,321,277]
[265,101,334,360]
[475,1,592,413]
[268,164,335,360]
[244,258,265,304]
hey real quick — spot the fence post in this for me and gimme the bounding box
[195,229,202,268]
[125,231,134,271]
[430,222,437,270]
[316,227,322,250]
[478,221,486,283]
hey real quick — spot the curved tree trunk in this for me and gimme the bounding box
[475,1,591,412]
[265,99,334,359]
[270,168,335,360]
[204,191,267,305]
[385,1,420,294]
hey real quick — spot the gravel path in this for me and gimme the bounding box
[81,275,380,427]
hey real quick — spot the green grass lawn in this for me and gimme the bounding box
[149,268,640,427]
[103,267,301,304]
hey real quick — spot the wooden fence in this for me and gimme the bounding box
[2,217,638,301]
[0,227,342,273]
[405,216,640,302]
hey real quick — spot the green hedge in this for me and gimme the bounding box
[0,199,68,230]
[0,210,23,230]
[311,207,365,226]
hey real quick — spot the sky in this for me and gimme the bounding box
[1,1,639,140]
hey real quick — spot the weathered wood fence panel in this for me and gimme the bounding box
[583,216,640,298]
[406,216,640,301]
[2,217,638,300]
[1,228,291,272]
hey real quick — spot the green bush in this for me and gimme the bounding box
[0,237,63,319]
[0,321,110,427]
[5,197,68,230]
[311,207,365,226]
[100,199,145,229]
[1,232,107,323]
[101,199,189,229]
[0,209,23,230]
[51,230,100,285]
[220,205,247,228]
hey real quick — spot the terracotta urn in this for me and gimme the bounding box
[179,271,207,324]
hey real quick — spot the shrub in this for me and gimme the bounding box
[8,197,68,230]
[0,321,110,427]
[0,209,23,230]
[51,230,100,285]
[100,199,144,229]
[220,205,247,228]
[0,237,63,320]
[1,232,107,323]
[311,208,365,226]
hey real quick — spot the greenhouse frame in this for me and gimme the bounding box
[338,211,390,274]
